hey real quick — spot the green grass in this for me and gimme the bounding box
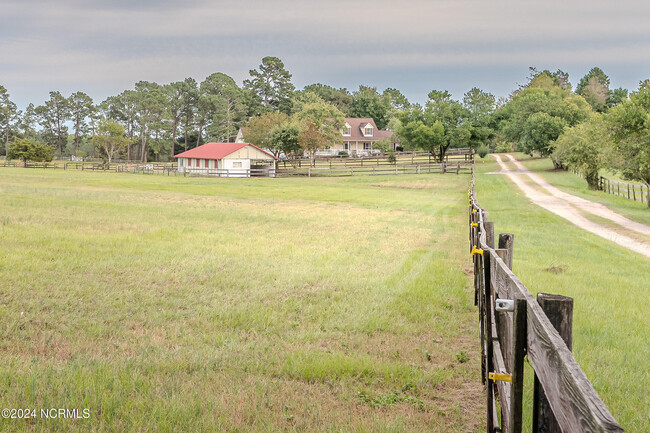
[0,168,482,432]
[476,159,649,432]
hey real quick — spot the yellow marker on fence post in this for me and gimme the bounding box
[470,246,484,257]
[471,223,478,228]
[489,372,512,383]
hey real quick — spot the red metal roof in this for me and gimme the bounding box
[174,142,278,160]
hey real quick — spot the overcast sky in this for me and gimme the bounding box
[2,0,650,109]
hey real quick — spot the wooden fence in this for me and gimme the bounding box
[280,148,474,170]
[278,161,472,177]
[469,169,623,433]
[599,176,648,204]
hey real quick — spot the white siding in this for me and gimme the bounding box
[222,158,250,177]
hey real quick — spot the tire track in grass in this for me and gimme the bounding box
[492,154,650,258]
[505,154,650,237]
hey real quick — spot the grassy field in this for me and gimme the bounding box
[475,157,649,432]
[0,168,482,432]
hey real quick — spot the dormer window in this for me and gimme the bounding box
[364,126,373,136]
[342,124,351,136]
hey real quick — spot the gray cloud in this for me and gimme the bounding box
[2,0,649,107]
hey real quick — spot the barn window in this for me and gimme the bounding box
[233,162,242,168]
[204,159,209,168]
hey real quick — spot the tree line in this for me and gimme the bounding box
[0,56,412,164]
[0,60,648,200]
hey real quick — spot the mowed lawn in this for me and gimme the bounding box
[0,168,482,432]
[475,157,649,432]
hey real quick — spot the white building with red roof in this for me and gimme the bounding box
[174,142,278,177]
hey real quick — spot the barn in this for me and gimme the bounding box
[175,142,278,177]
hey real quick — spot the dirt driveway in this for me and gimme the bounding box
[493,154,650,258]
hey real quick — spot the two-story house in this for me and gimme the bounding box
[318,118,393,157]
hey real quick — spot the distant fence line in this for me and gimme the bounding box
[286,161,472,177]
[469,168,623,433]
[0,150,475,179]
[281,149,473,170]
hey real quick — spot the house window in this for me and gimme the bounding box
[344,143,349,150]
[233,161,242,168]
[365,126,373,136]
[342,126,351,135]
[364,143,371,150]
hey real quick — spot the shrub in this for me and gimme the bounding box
[494,141,513,153]
[387,151,397,164]
[477,145,489,158]
[338,151,348,157]
[7,139,54,163]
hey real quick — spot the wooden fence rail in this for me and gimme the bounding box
[598,176,648,204]
[278,161,473,177]
[469,167,623,433]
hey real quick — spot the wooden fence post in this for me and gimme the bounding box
[510,297,527,433]
[482,250,496,432]
[484,221,495,249]
[532,293,574,433]
[497,233,514,270]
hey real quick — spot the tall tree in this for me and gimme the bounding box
[68,91,95,155]
[351,86,391,129]
[36,91,70,157]
[383,88,411,111]
[20,103,38,141]
[424,90,472,161]
[0,86,20,156]
[201,73,246,143]
[606,80,650,207]
[301,84,353,114]
[134,81,167,163]
[180,78,199,151]
[164,81,186,160]
[463,87,496,148]
[243,56,295,114]
[576,67,610,95]
[496,79,592,162]
[94,119,129,164]
[575,67,627,112]
[101,90,139,160]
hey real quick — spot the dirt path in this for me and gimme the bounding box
[492,154,650,258]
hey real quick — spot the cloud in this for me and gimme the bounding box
[2,0,650,106]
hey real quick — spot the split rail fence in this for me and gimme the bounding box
[278,161,472,177]
[598,176,648,204]
[469,169,623,433]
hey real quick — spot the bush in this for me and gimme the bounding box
[387,151,397,164]
[494,141,513,153]
[7,139,54,163]
[338,151,348,157]
[477,145,489,158]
